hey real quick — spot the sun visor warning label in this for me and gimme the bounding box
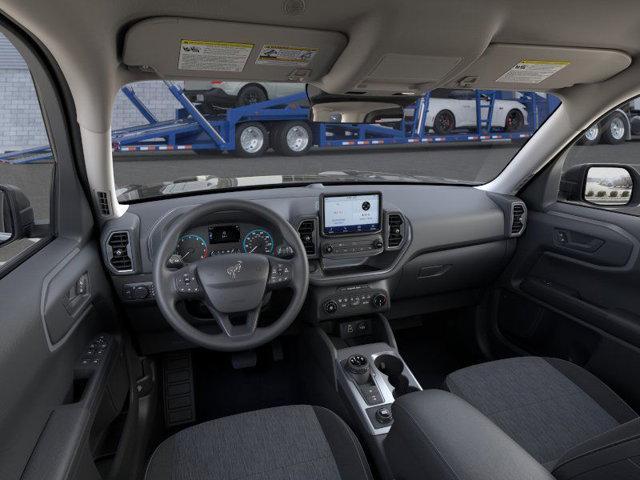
[178,40,253,72]
[256,45,318,66]
[497,60,570,84]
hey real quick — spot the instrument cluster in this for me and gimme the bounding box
[170,223,282,266]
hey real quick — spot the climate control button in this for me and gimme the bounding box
[324,300,338,314]
[372,294,387,309]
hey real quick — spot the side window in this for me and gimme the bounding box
[559,96,640,215]
[0,33,54,269]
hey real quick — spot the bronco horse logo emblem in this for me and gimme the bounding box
[225,260,243,280]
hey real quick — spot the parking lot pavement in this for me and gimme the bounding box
[111,143,521,188]
[2,140,640,223]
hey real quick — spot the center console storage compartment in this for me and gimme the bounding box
[384,390,553,480]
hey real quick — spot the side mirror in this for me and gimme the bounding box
[0,185,34,246]
[584,166,633,206]
[306,84,417,124]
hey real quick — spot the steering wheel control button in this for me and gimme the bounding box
[175,273,200,295]
[268,262,292,286]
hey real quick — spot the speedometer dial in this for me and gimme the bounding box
[176,234,208,263]
[242,229,274,255]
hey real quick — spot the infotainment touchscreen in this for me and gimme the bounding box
[322,193,382,235]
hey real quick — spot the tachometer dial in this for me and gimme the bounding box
[176,234,208,263]
[242,229,274,255]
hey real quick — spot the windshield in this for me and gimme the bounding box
[108,80,560,202]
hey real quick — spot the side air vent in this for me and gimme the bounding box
[511,203,527,236]
[297,219,316,256]
[107,231,133,272]
[387,213,405,249]
[96,191,111,216]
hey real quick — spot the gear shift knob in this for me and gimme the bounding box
[345,354,371,384]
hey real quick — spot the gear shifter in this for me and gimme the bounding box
[345,354,371,384]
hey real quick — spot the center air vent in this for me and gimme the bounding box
[297,219,316,256]
[511,203,527,236]
[107,231,133,272]
[387,213,405,248]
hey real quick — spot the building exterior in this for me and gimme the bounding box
[0,34,182,153]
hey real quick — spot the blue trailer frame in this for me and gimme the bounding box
[1,82,560,163]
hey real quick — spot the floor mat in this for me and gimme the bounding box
[394,311,485,389]
[192,340,306,422]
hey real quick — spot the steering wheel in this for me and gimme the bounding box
[152,199,309,351]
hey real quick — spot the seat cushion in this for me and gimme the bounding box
[145,405,373,480]
[445,357,637,469]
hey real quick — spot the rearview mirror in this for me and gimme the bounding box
[584,167,633,206]
[306,85,417,124]
[0,185,34,246]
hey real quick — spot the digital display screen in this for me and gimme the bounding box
[322,193,381,235]
[208,225,240,244]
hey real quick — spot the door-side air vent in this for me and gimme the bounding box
[387,213,405,249]
[511,203,527,236]
[297,219,316,256]
[96,191,111,216]
[107,231,133,272]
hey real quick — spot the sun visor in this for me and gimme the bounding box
[446,43,631,91]
[122,17,347,82]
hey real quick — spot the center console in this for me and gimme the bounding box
[337,343,422,435]
[304,315,422,479]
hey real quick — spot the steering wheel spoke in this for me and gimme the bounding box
[267,257,295,290]
[205,304,261,338]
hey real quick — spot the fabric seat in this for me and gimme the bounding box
[145,405,373,480]
[445,356,638,469]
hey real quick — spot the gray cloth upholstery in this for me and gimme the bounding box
[145,405,373,480]
[445,357,638,469]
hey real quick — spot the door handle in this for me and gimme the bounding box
[554,229,604,253]
[63,272,91,317]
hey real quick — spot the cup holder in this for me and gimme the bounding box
[374,354,420,398]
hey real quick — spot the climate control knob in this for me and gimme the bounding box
[324,300,338,314]
[324,244,334,254]
[373,239,384,249]
[372,294,387,309]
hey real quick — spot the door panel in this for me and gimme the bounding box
[493,201,640,410]
[0,23,132,480]
[0,238,121,479]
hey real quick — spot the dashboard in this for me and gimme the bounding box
[100,183,527,354]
